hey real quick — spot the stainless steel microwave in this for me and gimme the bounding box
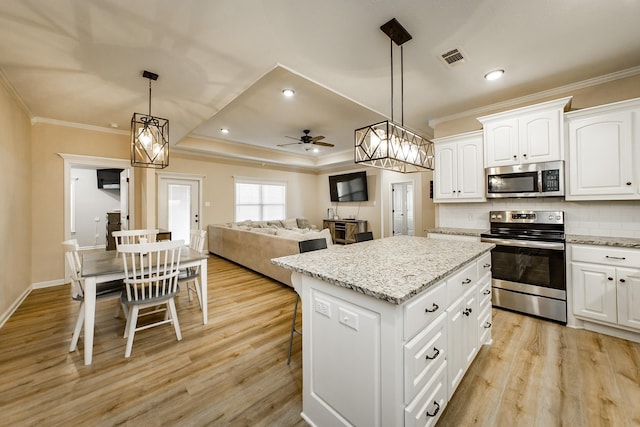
[486,161,564,198]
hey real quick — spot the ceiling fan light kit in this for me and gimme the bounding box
[131,70,169,169]
[354,18,434,173]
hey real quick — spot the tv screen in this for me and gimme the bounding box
[329,171,369,202]
[97,168,123,189]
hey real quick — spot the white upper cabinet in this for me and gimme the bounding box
[565,98,640,201]
[433,131,485,203]
[478,97,572,168]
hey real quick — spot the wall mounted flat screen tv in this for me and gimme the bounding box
[97,168,123,189]
[329,171,369,202]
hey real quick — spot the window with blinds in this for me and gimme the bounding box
[234,178,286,221]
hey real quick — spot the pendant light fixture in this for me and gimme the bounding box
[355,18,434,173]
[131,70,169,168]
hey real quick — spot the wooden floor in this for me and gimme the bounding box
[1,255,639,426]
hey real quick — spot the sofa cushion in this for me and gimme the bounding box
[267,220,284,228]
[251,227,277,235]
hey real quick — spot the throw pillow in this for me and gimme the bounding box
[282,218,298,229]
[296,217,311,229]
[267,220,284,228]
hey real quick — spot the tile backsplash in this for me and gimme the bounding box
[437,199,640,238]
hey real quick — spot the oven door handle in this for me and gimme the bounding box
[481,237,565,251]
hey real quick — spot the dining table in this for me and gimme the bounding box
[80,246,208,365]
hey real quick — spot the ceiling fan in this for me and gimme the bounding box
[278,129,335,148]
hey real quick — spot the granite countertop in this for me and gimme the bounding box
[566,234,640,249]
[272,235,494,305]
[426,227,488,237]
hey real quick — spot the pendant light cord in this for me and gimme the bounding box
[390,38,394,123]
[389,40,405,125]
[148,79,152,116]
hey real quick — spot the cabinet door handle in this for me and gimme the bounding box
[425,347,440,360]
[425,303,439,313]
[523,153,528,158]
[620,278,626,283]
[626,182,632,186]
[513,155,517,160]
[426,401,440,417]
[463,307,473,316]
[484,321,492,328]
[462,278,472,284]
[483,289,491,296]
[605,255,626,260]
[608,277,614,281]
[483,263,491,268]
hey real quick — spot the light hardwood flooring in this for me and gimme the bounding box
[1,254,639,426]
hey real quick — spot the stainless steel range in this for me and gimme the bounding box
[480,210,566,324]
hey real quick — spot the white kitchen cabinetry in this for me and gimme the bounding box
[571,244,640,332]
[296,254,492,426]
[433,131,485,202]
[477,97,572,168]
[565,98,640,201]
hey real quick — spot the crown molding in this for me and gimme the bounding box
[0,67,33,117]
[428,65,640,127]
[31,117,129,135]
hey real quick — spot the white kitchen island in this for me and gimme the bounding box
[272,235,495,427]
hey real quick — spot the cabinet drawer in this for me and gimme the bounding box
[572,245,640,268]
[405,361,447,427]
[447,262,478,305]
[477,252,492,280]
[478,304,492,346]
[404,281,447,340]
[404,312,447,404]
[478,277,492,311]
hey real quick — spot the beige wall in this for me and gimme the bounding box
[0,82,32,318]
[434,74,640,137]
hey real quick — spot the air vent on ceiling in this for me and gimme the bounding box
[440,48,465,66]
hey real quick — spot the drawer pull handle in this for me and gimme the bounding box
[484,321,492,328]
[425,347,440,360]
[426,401,440,418]
[463,307,473,316]
[483,263,491,268]
[462,278,472,285]
[608,277,614,281]
[483,289,491,296]
[620,278,626,283]
[425,303,439,313]
[606,256,626,260]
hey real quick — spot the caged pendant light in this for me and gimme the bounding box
[355,18,434,173]
[131,70,169,168]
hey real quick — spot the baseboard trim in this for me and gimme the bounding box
[0,286,31,329]
[32,278,66,289]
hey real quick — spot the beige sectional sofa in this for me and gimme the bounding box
[207,218,332,287]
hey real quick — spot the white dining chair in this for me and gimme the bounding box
[179,229,207,309]
[62,239,126,352]
[119,239,184,358]
[112,229,159,250]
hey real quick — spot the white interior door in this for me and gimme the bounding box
[119,169,129,230]
[158,177,200,244]
[392,182,415,236]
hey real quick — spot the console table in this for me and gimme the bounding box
[323,219,367,244]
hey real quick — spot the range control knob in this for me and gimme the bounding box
[556,215,562,220]
[548,215,553,220]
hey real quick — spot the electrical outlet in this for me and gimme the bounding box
[339,307,359,331]
[314,299,331,318]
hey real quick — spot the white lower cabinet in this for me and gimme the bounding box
[571,244,640,332]
[299,254,492,426]
[447,284,479,398]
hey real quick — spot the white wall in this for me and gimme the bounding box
[71,166,121,247]
[437,199,640,238]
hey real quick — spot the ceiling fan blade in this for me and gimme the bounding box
[277,142,301,147]
[285,136,301,141]
[313,141,334,147]
[310,135,325,141]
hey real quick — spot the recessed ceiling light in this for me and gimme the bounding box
[484,69,504,81]
[312,148,319,153]
[282,88,295,97]
[220,128,230,134]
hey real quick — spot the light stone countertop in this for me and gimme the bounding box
[426,227,488,237]
[272,235,494,305]
[566,234,640,249]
